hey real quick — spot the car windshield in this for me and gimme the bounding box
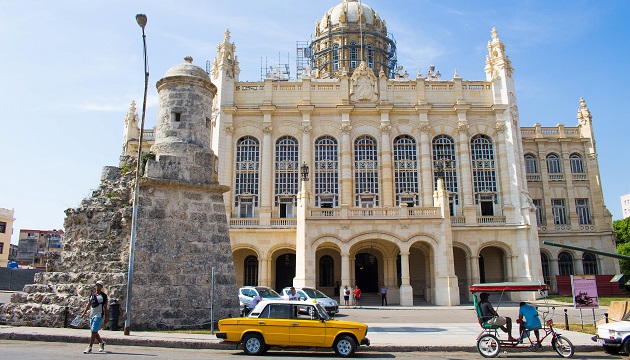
[302,288,329,299]
[257,288,282,299]
[315,303,330,320]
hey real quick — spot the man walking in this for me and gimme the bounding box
[81,280,108,353]
[380,284,388,306]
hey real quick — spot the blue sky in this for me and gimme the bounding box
[1,0,629,244]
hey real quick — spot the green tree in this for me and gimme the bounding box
[614,218,630,273]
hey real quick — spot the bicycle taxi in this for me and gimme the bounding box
[470,282,575,358]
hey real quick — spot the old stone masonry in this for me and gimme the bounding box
[1,56,240,329]
[1,159,134,328]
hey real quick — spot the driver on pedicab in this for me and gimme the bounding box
[479,292,514,341]
[518,302,542,347]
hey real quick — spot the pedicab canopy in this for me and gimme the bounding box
[469,282,549,293]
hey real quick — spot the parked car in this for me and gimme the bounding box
[593,313,630,354]
[238,286,283,307]
[281,287,339,315]
[217,300,369,357]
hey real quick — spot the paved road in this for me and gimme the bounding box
[0,340,623,360]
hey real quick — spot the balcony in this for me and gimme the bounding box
[548,174,565,182]
[526,174,541,182]
[572,174,588,181]
[477,216,506,225]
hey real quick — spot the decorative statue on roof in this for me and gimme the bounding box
[350,61,378,103]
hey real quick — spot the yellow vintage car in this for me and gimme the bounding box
[216,300,369,357]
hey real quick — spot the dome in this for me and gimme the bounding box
[318,0,383,34]
[163,56,211,82]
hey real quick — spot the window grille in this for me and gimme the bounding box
[570,154,585,173]
[551,198,567,225]
[471,135,497,214]
[367,44,374,69]
[524,154,538,174]
[354,135,379,206]
[533,199,545,226]
[349,42,358,69]
[393,135,419,206]
[235,136,259,217]
[432,135,459,207]
[576,198,592,225]
[332,44,340,71]
[314,136,339,207]
[558,252,574,276]
[274,136,298,207]
[546,154,562,173]
[582,253,598,275]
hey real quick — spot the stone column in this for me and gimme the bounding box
[495,120,514,222]
[399,251,413,306]
[471,255,481,284]
[550,258,559,292]
[339,106,354,207]
[458,121,476,223]
[379,106,394,207]
[260,257,269,286]
[259,106,276,226]
[575,257,584,275]
[299,105,314,206]
[416,106,432,206]
[340,252,351,305]
[220,107,237,219]
[295,179,315,288]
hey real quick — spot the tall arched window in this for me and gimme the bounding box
[546,154,562,173]
[235,136,260,218]
[349,41,358,69]
[354,135,379,207]
[471,135,497,216]
[367,44,374,69]
[432,135,458,215]
[319,255,334,287]
[393,135,419,206]
[275,136,299,218]
[583,253,598,275]
[570,154,585,173]
[541,253,551,285]
[524,154,539,174]
[332,44,340,71]
[314,136,339,208]
[244,255,258,286]
[558,252,574,276]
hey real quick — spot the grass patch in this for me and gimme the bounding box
[547,296,630,307]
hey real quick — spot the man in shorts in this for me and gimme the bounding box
[518,302,542,346]
[81,280,108,353]
[479,292,514,341]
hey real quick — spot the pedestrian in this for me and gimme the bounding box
[81,280,108,354]
[343,285,350,306]
[287,287,300,301]
[353,285,361,308]
[380,284,388,306]
[334,281,340,296]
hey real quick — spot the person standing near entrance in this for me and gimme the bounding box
[343,285,350,306]
[353,285,361,308]
[380,284,388,306]
[81,280,108,354]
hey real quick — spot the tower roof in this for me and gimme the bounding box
[163,56,211,82]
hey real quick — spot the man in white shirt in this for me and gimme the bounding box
[287,287,300,301]
[81,280,108,353]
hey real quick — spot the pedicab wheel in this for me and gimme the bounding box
[551,335,574,358]
[477,334,501,358]
[242,333,266,356]
[333,335,357,357]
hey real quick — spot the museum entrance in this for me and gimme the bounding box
[275,253,296,292]
[355,252,378,293]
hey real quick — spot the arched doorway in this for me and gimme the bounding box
[355,252,378,292]
[244,255,258,286]
[275,253,295,292]
[479,246,506,283]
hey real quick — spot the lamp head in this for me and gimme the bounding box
[301,162,309,181]
[136,14,147,29]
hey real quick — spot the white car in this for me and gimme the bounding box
[593,314,630,354]
[281,287,339,315]
[238,286,283,307]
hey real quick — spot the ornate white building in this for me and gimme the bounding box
[123,0,616,305]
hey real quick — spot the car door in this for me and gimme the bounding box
[289,304,326,346]
[256,303,293,345]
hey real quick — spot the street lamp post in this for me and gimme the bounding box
[124,13,149,336]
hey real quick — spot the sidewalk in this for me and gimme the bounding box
[0,321,601,353]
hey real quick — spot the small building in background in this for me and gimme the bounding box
[16,229,64,268]
[0,208,16,267]
[621,193,630,219]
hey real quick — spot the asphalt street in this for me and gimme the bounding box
[0,340,624,360]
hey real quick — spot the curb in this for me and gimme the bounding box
[0,331,604,353]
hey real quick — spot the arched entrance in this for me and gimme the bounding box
[275,253,296,292]
[355,252,378,292]
[479,246,506,283]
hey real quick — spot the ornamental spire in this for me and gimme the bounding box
[484,27,514,80]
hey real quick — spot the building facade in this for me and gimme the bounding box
[124,0,616,305]
[16,229,63,268]
[0,208,16,267]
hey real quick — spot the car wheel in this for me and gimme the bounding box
[603,345,621,354]
[242,333,266,356]
[262,345,271,354]
[623,338,630,355]
[333,335,357,357]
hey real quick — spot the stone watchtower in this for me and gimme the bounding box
[131,56,239,329]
